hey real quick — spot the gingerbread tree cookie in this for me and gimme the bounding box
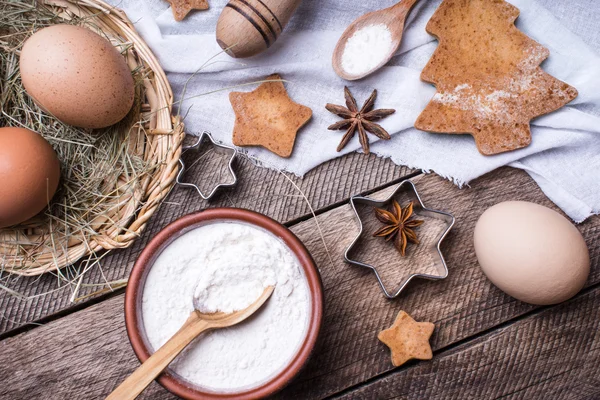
[415,0,577,155]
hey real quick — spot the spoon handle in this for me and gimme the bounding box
[106,312,209,400]
[392,0,418,14]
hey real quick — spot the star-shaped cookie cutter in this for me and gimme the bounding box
[176,131,238,200]
[344,180,455,299]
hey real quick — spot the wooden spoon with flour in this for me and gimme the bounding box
[332,0,419,81]
[107,286,275,400]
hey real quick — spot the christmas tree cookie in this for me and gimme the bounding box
[415,0,577,155]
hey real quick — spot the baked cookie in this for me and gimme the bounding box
[378,310,435,367]
[415,0,577,155]
[167,0,209,21]
[230,74,312,158]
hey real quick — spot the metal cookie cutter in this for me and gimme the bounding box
[344,180,455,299]
[176,131,238,200]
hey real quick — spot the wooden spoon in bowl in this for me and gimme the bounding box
[107,285,275,400]
[332,0,419,81]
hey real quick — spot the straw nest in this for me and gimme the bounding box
[0,0,184,276]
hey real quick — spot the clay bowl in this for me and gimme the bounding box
[125,208,324,400]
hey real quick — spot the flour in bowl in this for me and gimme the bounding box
[141,221,311,392]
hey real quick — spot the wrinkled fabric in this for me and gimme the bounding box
[110,0,600,222]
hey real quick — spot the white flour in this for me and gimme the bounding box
[192,250,277,314]
[141,222,311,392]
[341,24,394,76]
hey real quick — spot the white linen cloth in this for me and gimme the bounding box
[110,0,600,222]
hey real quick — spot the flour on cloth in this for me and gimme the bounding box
[110,0,600,222]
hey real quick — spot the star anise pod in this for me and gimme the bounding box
[373,200,424,256]
[326,87,395,154]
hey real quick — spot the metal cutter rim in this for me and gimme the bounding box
[175,131,238,200]
[344,179,455,299]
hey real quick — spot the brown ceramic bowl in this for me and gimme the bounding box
[125,208,323,399]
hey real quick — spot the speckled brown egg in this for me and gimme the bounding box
[0,127,61,228]
[19,24,135,129]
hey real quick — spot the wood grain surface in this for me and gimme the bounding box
[334,286,600,399]
[1,168,597,399]
[274,168,599,399]
[1,1,598,398]
[0,144,412,336]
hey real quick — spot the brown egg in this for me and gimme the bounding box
[20,25,135,129]
[0,127,61,228]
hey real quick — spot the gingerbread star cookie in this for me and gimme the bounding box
[167,0,209,21]
[378,311,435,367]
[230,74,312,158]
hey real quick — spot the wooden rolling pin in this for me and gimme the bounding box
[216,0,302,58]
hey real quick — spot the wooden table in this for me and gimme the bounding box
[1,1,599,398]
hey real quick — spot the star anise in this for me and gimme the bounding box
[326,87,395,154]
[373,200,424,256]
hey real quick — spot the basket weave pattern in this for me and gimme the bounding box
[0,0,184,276]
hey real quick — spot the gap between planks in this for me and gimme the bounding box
[0,168,597,399]
[0,149,413,335]
[325,279,600,399]
[0,169,422,342]
[329,284,600,399]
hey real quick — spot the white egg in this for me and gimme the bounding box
[474,201,589,305]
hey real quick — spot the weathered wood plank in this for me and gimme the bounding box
[0,294,175,400]
[0,142,412,335]
[0,2,597,397]
[334,285,600,399]
[273,168,600,399]
[0,168,597,399]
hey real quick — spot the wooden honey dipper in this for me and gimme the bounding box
[216,0,302,58]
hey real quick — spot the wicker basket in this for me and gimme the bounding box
[0,0,184,276]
